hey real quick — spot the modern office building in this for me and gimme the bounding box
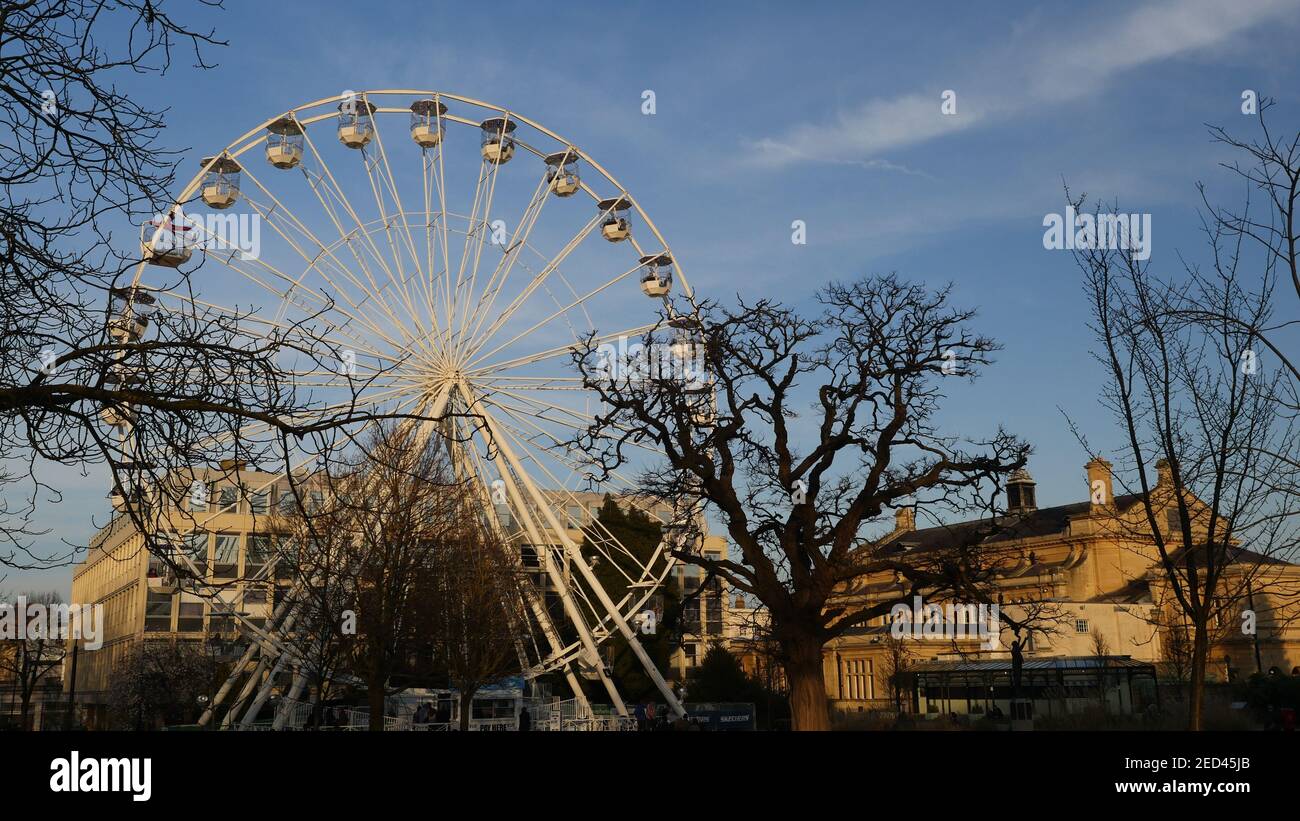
[68,465,733,726]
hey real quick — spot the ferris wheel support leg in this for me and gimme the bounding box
[475,406,624,715]
[272,668,309,731]
[444,406,595,716]
[219,590,302,729]
[239,602,303,729]
[200,586,300,728]
[477,404,687,719]
[223,653,274,730]
[200,641,260,728]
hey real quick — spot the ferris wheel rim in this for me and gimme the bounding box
[128,89,692,301]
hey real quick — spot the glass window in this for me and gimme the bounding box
[246,534,272,578]
[218,485,238,513]
[145,591,173,632]
[183,532,209,576]
[681,565,701,593]
[214,533,240,580]
[1075,619,1089,634]
[250,489,269,515]
[177,595,204,632]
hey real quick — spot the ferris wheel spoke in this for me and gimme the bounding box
[236,165,421,351]
[458,168,552,360]
[473,322,657,377]
[419,149,446,342]
[361,110,431,335]
[431,142,457,361]
[484,405,664,614]
[485,392,667,483]
[466,209,607,361]
[185,215,411,358]
[297,124,430,352]
[447,158,494,355]
[153,265,401,368]
[453,143,511,361]
[296,175,428,353]
[467,259,646,369]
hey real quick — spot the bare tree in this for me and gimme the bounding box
[0,590,67,729]
[1201,98,1300,394]
[298,423,477,730]
[571,275,1031,730]
[422,519,526,731]
[106,638,225,730]
[0,1,424,584]
[1075,188,1300,729]
[269,479,360,729]
[879,633,912,714]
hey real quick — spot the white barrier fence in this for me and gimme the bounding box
[264,696,638,732]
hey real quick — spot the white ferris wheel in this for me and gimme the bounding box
[118,89,698,723]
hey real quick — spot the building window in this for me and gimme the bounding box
[1165,507,1181,535]
[246,534,272,578]
[683,643,698,666]
[1075,619,1089,634]
[566,505,583,526]
[177,595,204,633]
[214,533,240,580]
[682,600,701,634]
[681,565,701,594]
[145,591,173,632]
[249,489,269,516]
[183,532,209,577]
[216,485,238,513]
[843,658,872,701]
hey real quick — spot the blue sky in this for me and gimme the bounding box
[7,0,1300,596]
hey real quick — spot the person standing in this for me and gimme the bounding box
[519,706,532,732]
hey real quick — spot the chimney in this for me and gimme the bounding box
[894,507,915,533]
[1086,457,1113,508]
[1155,458,1172,487]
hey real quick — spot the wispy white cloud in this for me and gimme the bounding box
[748,0,1300,169]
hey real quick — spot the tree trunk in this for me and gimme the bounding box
[783,639,830,731]
[459,689,475,732]
[1188,620,1208,731]
[367,676,386,732]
